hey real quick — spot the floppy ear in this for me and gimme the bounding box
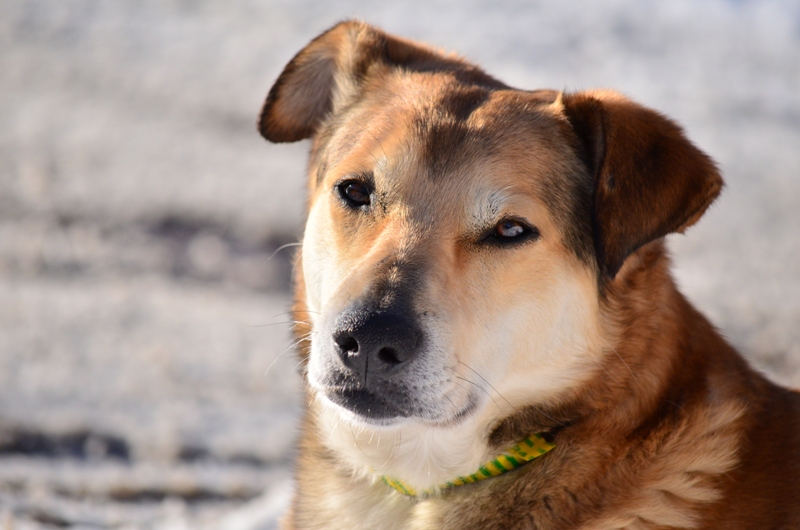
[562,91,723,279]
[259,20,495,143]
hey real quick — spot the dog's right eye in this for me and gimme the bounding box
[336,180,372,209]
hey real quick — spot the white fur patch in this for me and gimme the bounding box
[314,395,492,493]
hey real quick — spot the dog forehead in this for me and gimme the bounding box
[321,75,573,184]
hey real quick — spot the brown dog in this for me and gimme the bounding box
[259,20,800,530]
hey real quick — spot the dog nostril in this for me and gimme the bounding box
[377,347,402,366]
[336,335,359,354]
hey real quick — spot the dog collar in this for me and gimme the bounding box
[380,433,555,497]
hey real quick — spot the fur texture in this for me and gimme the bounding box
[259,20,800,530]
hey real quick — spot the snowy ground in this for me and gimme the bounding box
[1,0,799,528]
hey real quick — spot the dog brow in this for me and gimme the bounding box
[469,186,514,229]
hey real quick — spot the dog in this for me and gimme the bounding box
[258,20,800,529]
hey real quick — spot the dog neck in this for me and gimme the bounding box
[313,396,517,494]
[379,433,554,497]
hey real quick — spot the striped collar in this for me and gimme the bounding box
[380,433,555,497]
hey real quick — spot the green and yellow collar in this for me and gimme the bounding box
[380,433,555,497]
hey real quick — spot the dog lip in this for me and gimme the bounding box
[323,384,480,426]
[326,387,408,420]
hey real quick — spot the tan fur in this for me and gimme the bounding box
[261,21,800,530]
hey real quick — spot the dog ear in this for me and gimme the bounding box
[561,91,723,279]
[259,20,490,143]
[258,20,382,142]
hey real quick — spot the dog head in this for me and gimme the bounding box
[259,21,722,430]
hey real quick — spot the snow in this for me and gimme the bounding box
[1,0,798,527]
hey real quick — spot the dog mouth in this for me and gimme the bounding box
[321,385,480,426]
[325,387,409,421]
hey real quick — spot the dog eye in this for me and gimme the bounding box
[496,220,526,238]
[485,219,539,246]
[336,180,372,208]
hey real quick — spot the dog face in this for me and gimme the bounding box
[300,86,604,427]
[260,22,722,431]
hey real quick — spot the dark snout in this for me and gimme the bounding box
[332,305,423,388]
[327,303,424,420]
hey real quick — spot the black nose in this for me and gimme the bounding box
[332,307,422,387]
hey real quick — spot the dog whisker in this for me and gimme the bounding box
[584,345,625,385]
[458,361,516,413]
[247,321,292,327]
[247,319,311,328]
[454,374,502,412]
[349,424,371,459]
[329,416,341,442]
[378,430,400,471]
[265,333,312,377]
[266,241,303,261]
[264,343,299,377]
[442,391,458,415]
[610,346,637,382]
[270,309,321,318]
[460,363,563,427]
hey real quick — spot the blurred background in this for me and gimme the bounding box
[1,0,798,528]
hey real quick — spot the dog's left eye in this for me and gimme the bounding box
[484,219,539,246]
[336,180,372,208]
[496,220,526,238]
